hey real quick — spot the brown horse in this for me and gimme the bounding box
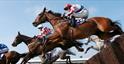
[12,32,43,64]
[32,8,123,41]
[12,32,82,64]
[0,51,27,64]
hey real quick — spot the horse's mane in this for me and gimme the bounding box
[48,10,62,17]
[20,34,32,41]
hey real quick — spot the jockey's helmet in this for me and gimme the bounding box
[64,4,72,10]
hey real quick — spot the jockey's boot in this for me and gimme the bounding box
[70,16,76,27]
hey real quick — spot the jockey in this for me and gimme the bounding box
[64,4,89,27]
[0,43,9,60]
[36,25,53,43]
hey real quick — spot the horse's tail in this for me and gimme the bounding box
[19,53,27,58]
[111,20,123,34]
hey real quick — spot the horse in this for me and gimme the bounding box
[12,32,82,64]
[32,9,124,63]
[12,32,44,64]
[0,51,27,64]
[32,8,123,41]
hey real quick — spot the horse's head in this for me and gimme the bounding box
[12,32,23,47]
[32,7,48,27]
[32,7,62,27]
[12,32,32,47]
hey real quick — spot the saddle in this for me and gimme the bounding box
[69,17,87,27]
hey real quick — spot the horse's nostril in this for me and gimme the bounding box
[12,44,14,46]
[32,22,35,25]
[32,22,37,27]
[12,43,16,47]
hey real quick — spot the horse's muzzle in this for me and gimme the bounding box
[12,43,17,47]
[32,22,38,27]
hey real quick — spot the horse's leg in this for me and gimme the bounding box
[92,46,100,51]
[84,37,91,45]
[73,40,84,47]
[66,57,69,64]
[66,56,69,64]
[6,59,10,64]
[59,50,72,64]
[49,55,59,64]
[75,45,84,52]
[20,52,32,64]
[70,40,84,52]
[85,46,93,54]
[67,56,72,64]
[85,46,101,54]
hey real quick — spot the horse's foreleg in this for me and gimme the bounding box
[49,55,59,63]
[92,45,101,51]
[75,45,84,52]
[67,56,72,64]
[65,56,69,64]
[6,59,10,64]
[85,37,91,45]
[20,52,32,64]
[66,58,69,64]
[85,46,93,54]
[85,45,100,54]
[73,40,83,47]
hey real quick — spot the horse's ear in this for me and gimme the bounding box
[18,32,21,35]
[43,7,46,12]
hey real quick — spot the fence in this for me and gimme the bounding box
[27,58,88,64]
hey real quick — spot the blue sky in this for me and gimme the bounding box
[0,0,124,60]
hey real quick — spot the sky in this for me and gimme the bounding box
[0,0,124,61]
